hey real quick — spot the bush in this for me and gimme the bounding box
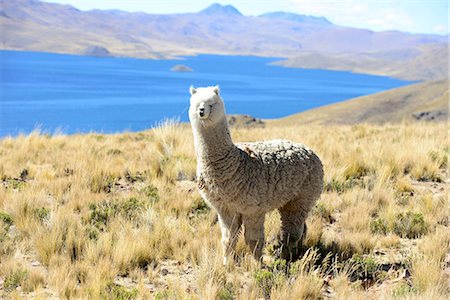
[34,207,51,222]
[312,203,334,223]
[253,269,275,298]
[190,198,210,216]
[140,184,160,204]
[103,282,138,300]
[0,211,13,226]
[217,283,234,300]
[370,218,388,235]
[4,269,28,292]
[393,212,428,238]
[347,254,380,284]
[88,197,146,230]
[88,201,119,230]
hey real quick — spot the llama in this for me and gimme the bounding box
[189,85,323,263]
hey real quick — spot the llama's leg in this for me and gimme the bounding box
[243,214,265,261]
[218,211,242,265]
[278,199,309,261]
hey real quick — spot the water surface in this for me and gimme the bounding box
[0,50,410,136]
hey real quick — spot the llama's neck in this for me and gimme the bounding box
[192,117,236,162]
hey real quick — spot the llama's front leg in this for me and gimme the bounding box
[243,214,265,261]
[218,211,242,265]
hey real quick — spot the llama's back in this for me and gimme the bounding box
[236,140,320,168]
[235,140,323,210]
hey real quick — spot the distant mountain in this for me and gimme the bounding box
[273,43,448,81]
[1,0,447,80]
[259,12,332,26]
[200,3,242,16]
[271,80,448,125]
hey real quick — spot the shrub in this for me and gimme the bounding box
[88,201,119,230]
[140,184,160,204]
[4,269,28,292]
[370,218,388,235]
[393,212,428,238]
[0,211,13,226]
[217,283,234,300]
[312,202,334,223]
[34,207,51,222]
[107,148,122,155]
[253,269,275,298]
[102,282,138,300]
[5,178,25,190]
[347,254,380,284]
[190,197,210,216]
[120,197,145,220]
[88,198,146,230]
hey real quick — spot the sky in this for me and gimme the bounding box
[46,0,448,35]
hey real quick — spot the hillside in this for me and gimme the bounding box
[271,80,448,125]
[273,43,448,81]
[1,0,447,80]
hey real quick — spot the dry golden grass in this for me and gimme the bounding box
[0,121,448,299]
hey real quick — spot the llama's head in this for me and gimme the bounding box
[189,85,226,128]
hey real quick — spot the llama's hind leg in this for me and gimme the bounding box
[243,214,265,261]
[218,211,242,265]
[278,199,309,261]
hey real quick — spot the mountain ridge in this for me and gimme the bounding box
[0,0,447,80]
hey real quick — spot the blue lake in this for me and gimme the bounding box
[0,50,410,136]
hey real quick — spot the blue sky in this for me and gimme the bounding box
[46,0,448,35]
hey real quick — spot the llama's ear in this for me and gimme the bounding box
[189,86,197,95]
[213,85,220,95]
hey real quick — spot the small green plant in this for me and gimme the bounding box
[34,207,51,222]
[325,179,345,193]
[217,283,234,300]
[88,198,146,230]
[103,282,138,300]
[392,282,417,298]
[393,212,428,238]
[107,148,122,155]
[0,211,13,226]
[370,218,388,234]
[4,269,28,292]
[190,197,210,216]
[140,184,160,203]
[89,174,116,193]
[325,178,363,194]
[154,290,175,300]
[312,203,334,223]
[120,197,145,220]
[253,269,275,298]
[347,254,380,284]
[88,200,119,230]
[5,178,26,190]
[85,225,99,241]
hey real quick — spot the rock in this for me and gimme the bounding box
[81,45,111,57]
[170,64,193,72]
[31,261,40,267]
[8,225,19,239]
[226,114,265,128]
[412,110,447,122]
[161,268,169,276]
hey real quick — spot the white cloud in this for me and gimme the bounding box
[365,8,413,31]
[433,24,448,34]
[288,0,414,32]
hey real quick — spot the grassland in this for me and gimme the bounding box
[0,121,448,299]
